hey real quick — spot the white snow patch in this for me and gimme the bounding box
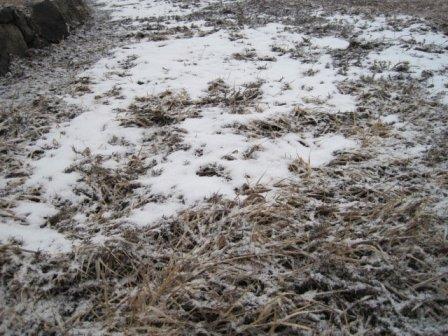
[6,1,446,252]
[19,20,359,231]
[0,201,71,252]
[380,114,400,124]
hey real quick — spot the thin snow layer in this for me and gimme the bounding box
[97,0,185,19]
[96,0,214,20]
[85,23,356,111]
[0,202,71,253]
[22,22,357,235]
[3,1,447,252]
[329,14,448,102]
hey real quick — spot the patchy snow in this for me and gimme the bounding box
[368,45,448,75]
[0,201,71,252]
[2,0,447,252]
[14,16,359,244]
[380,114,400,125]
[27,104,143,200]
[0,222,71,252]
[97,0,195,20]
[96,0,219,21]
[312,36,350,50]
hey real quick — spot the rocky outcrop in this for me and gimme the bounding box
[13,9,37,45]
[0,0,90,76]
[0,7,15,23]
[0,23,28,57]
[31,0,69,43]
[0,49,10,76]
[54,0,90,27]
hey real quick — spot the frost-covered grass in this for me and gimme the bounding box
[1,0,447,335]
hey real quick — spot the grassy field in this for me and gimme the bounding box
[1,0,447,335]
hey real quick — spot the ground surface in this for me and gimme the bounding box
[1,0,447,335]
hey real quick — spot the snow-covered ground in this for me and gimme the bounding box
[1,0,447,252]
[2,1,447,335]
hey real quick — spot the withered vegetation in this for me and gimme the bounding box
[120,90,199,128]
[1,0,447,335]
[2,70,447,335]
[199,78,264,114]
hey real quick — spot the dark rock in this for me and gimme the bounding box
[0,7,15,24]
[13,10,37,45]
[54,0,90,27]
[72,0,90,22]
[31,0,69,43]
[29,35,50,49]
[0,0,90,76]
[0,46,10,76]
[0,23,28,56]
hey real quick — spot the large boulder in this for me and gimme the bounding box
[0,7,15,24]
[0,23,28,57]
[54,0,89,27]
[0,0,90,76]
[0,7,16,75]
[13,10,36,45]
[0,7,36,46]
[0,43,11,76]
[0,20,27,75]
[31,0,69,43]
[31,0,90,43]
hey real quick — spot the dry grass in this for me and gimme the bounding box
[1,173,446,335]
[2,70,447,334]
[121,80,263,132]
[230,107,356,139]
[0,96,79,184]
[196,163,231,180]
[121,90,198,128]
[238,0,448,33]
[23,149,152,238]
[68,151,143,214]
[1,1,447,334]
[199,79,264,114]
[320,0,448,33]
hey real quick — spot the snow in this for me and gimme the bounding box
[2,0,447,252]
[97,0,191,20]
[17,15,359,245]
[312,36,350,50]
[0,201,71,253]
[0,223,71,252]
[368,45,448,75]
[27,105,143,200]
[96,0,216,20]
[380,114,400,125]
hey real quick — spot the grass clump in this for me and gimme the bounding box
[199,78,264,114]
[121,90,199,128]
